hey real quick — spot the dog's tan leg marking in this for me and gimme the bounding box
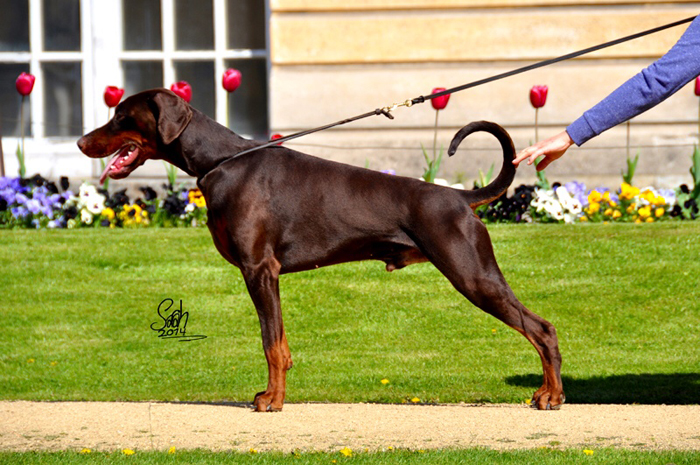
[243,257,293,412]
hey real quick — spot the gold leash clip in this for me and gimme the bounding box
[380,99,414,115]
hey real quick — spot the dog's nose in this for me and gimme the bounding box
[77,137,86,153]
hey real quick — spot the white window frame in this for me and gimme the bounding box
[1,0,269,180]
[108,0,269,132]
[0,0,93,139]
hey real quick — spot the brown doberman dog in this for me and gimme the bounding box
[77,88,564,412]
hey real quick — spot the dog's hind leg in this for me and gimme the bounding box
[242,257,293,412]
[417,218,564,410]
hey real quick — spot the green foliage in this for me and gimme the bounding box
[534,158,550,190]
[472,163,495,217]
[675,145,700,219]
[15,145,25,179]
[420,143,442,183]
[99,158,109,191]
[691,144,700,199]
[474,163,495,189]
[1,449,699,464]
[621,151,640,185]
[165,162,179,188]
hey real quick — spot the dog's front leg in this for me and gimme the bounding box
[242,257,292,412]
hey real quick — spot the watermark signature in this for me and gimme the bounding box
[150,298,207,342]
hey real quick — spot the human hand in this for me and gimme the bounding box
[513,130,574,171]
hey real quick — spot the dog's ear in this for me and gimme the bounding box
[149,90,193,145]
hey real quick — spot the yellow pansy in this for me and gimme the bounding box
[655,207,665,217]
[638,206,652,219]
[588,190,603,204]
[587,202,601,214]
[189,188,207,208]
[612,210,622,219]
[101,207,115,220]
[619,182,640,200]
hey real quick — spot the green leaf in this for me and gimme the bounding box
[691,145,700,199]
[164,162,178,188]
[99,158,109,191]
[534,158,550,190]
[622,152,640,185]
[15,144,26,179]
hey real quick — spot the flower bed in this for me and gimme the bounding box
[1,172,698,229]
[0,175,207,229]
[478,181,694,224]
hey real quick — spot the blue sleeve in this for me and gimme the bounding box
[567,15,700,146]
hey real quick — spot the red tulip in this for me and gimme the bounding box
[430,88,450,111]
[16,72,36,97]
[695,76,700,96]
[529,85,548,109]
[104,86,125,108]
[170,81,192,102]
[222,68,242,93]
[271,133,283,145]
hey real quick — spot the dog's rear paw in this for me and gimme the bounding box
[530,390,565,411]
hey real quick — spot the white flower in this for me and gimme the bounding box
[185,203,195,213]
[80,208,93,225]
[86,198,105,215]
[544,201,564,220]
[450,183,465,190]
[531,188,556,211]
[555,186,583,215]
[563,213,577,224]
[79,183,98,201]
[434,178,449,186]
[77,182,106,213]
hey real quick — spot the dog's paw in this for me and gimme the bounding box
[253,390,284,412]
[530,389,565,410]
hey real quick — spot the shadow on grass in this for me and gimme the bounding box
[506,373,700,404]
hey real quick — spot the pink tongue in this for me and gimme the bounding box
[99,152,123,185]
[99,146,136,185]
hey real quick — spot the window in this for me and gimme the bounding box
[0,0,86,139]
[0,0,269,145]
[121,0,269,139]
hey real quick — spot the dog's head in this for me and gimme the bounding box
[77,88,193,184]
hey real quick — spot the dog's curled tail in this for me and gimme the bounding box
[447,121,516,210]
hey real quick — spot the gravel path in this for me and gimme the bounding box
[2,401,700,453]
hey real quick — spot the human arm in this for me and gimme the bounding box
[515,14,700,169]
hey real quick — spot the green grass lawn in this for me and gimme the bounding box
[1,223,699,405]
[2,448,700,465]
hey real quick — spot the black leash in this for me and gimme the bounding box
[233,15,697,158]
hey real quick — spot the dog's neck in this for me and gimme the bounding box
[166,108,261,180]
